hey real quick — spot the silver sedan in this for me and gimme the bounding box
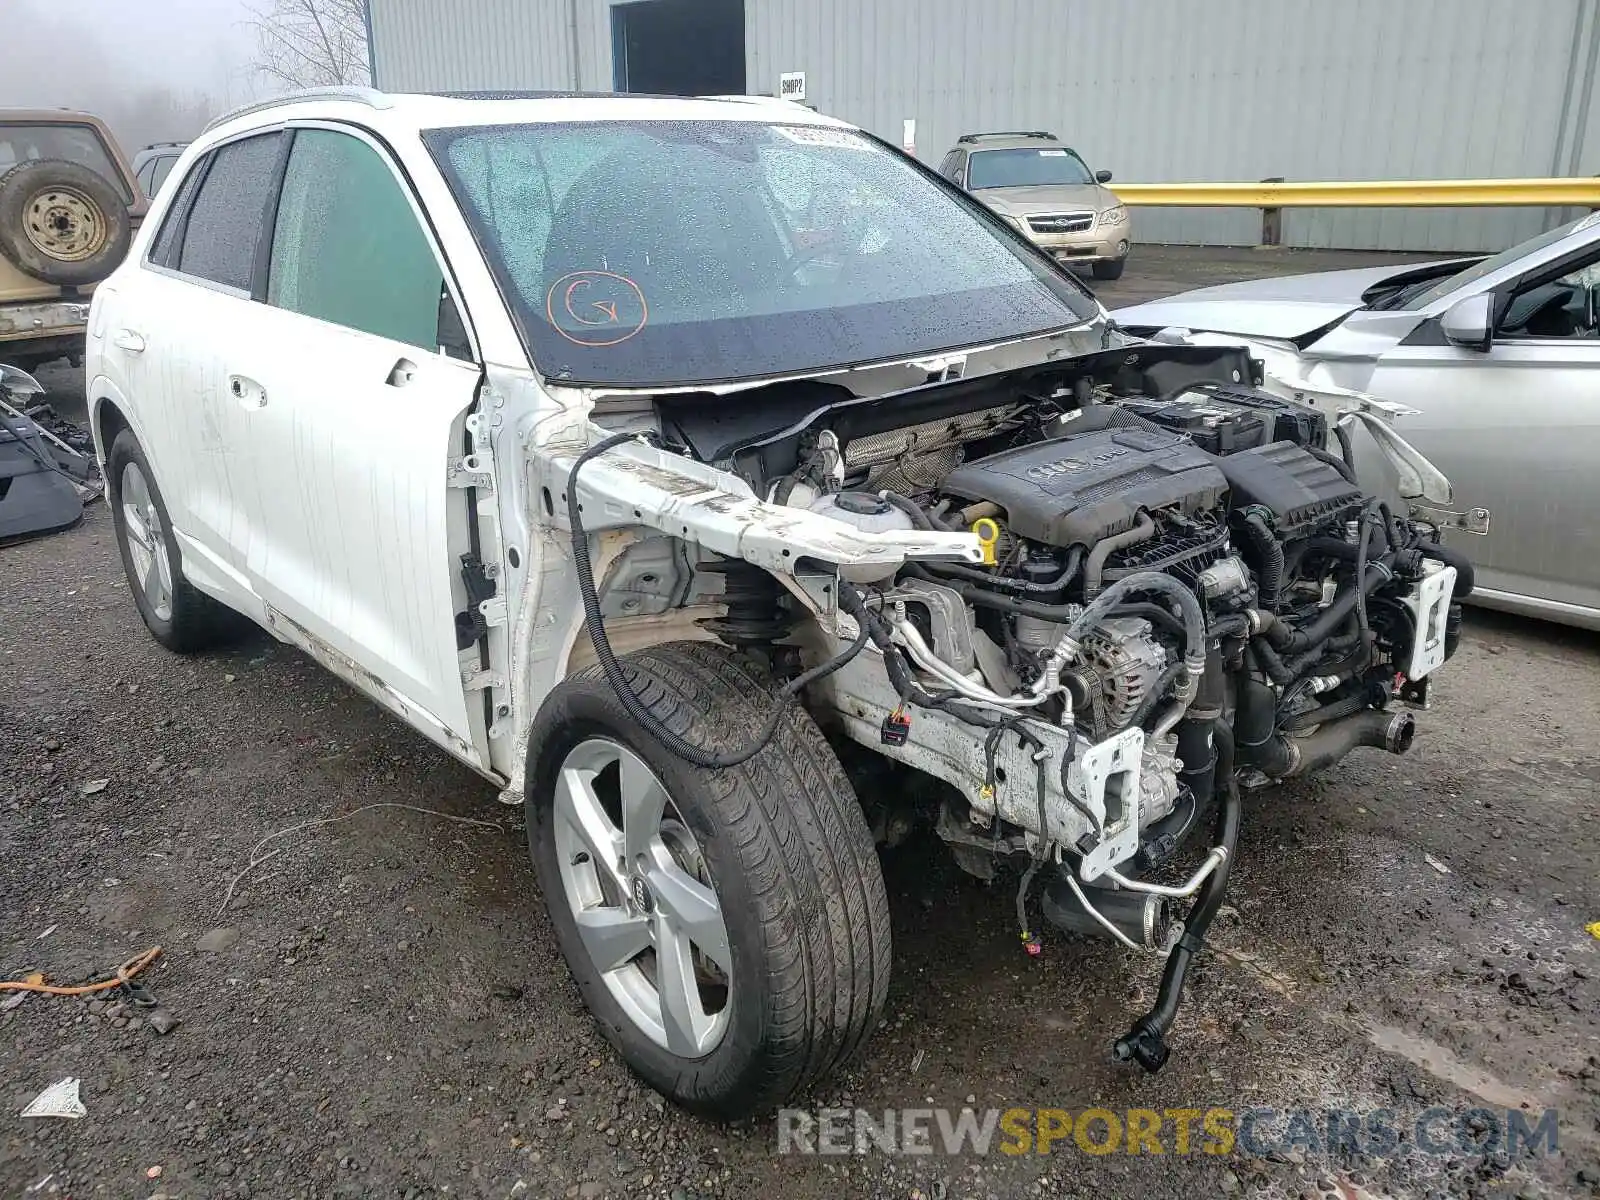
[1114,214,1600,630]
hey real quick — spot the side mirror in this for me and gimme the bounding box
[953,171,966,188]
[1440,292,1493,350]
[1095,169,1113,184]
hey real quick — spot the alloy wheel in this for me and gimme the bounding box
[553,737,733,1057]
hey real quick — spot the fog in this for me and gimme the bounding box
[0,0,265,155]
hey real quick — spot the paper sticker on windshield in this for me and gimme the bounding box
[1038,149,1069,156]
[773,126,872,150]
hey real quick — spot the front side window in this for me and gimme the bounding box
[1493,244,1600,339]
[0,123,132,202]
[267,129,444,348]
[965,147,1095,190]
[1410,215,1595,309]
[425,120,1096,387]
[173,132,283,291]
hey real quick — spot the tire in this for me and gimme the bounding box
[0,160,132,287]
[107,430,245,653]
[526,641,892,1118]
[1092,256,1127,281]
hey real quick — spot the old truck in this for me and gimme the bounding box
[1,109,146,372]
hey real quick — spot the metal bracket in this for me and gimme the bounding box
[447,455,494,491]
[1410,504,1491,536]
[460,667,505,691]
[1074,727,1146,883]
[478,596,507,627]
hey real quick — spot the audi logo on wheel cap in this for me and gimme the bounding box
[630,876,655,913]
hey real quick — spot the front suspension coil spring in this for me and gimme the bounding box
[699,558,794,649]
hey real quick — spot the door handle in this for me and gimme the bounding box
[228,374,267,410]
[386,357,418,387]
[113,329,146,353]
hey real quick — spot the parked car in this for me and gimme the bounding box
[87,88,1467,1116]
[131,141,187,199]
[936,130,1130,279]
[1114,213,1600,630]
[0,110,146,371]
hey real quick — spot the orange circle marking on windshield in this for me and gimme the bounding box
[545,271,649,347]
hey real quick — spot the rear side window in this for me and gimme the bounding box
[266,128,444,348]
[147,159,208,267]
[173,132,283,291]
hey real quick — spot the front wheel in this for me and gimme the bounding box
[1092,256,1127,281]
[526,641,892,1118]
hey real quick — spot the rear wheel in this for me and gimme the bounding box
[107,430,245,653]
[526,641,892,1117]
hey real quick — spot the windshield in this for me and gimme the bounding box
[965,147,1095,190]
[0,123,131,203]
[1404,215,1594,308]
[424,120,1097,387]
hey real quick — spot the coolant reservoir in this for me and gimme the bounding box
[808,490,918,535]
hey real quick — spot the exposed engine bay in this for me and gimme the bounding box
[567,340,1470,1073]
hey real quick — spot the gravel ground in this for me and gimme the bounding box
[3,248,1598,1200]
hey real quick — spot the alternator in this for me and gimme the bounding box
[1070,617,1166,739]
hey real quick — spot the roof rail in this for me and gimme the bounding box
[957,130,1058,144]
[202,86,391,134]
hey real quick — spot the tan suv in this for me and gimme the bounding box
[937,130,1130,280]
[0,110,145,370]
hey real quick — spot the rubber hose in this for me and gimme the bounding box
[897,563,1184,636]
[1278,708,1415,777]
[1279,687,1373,734]
[879,490,935,531]
[1119,722,1239,1043]
[1334,422,1357,476]
[1062,570,1208,674]
[1241,513,1284,610]
[917,546,1084,595]
[1354,504,1376,647]
[1084,512,1156,599]
[1418,540,1475,598]
[1306,444,1358,485]
[1255,558,1394,654]
[1126,662,1188,732]
[1234,667,1280,764]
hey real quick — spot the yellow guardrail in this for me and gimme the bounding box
[1114,178,1600,208]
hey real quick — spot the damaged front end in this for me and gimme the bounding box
[527,336,1470,1074]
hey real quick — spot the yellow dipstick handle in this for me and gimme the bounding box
[972,517,1000,566]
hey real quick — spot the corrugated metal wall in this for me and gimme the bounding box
[369,0,1600,252]
[367,0,616,95]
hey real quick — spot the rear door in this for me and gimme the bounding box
[232,123,487,763]
[99,130,285,610]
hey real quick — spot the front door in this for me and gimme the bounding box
[232,124,487,764]
[1368,254,1600,615]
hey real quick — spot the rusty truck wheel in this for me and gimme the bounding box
[0,159,132,287]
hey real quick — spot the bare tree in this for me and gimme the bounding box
[248,0,369,91]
